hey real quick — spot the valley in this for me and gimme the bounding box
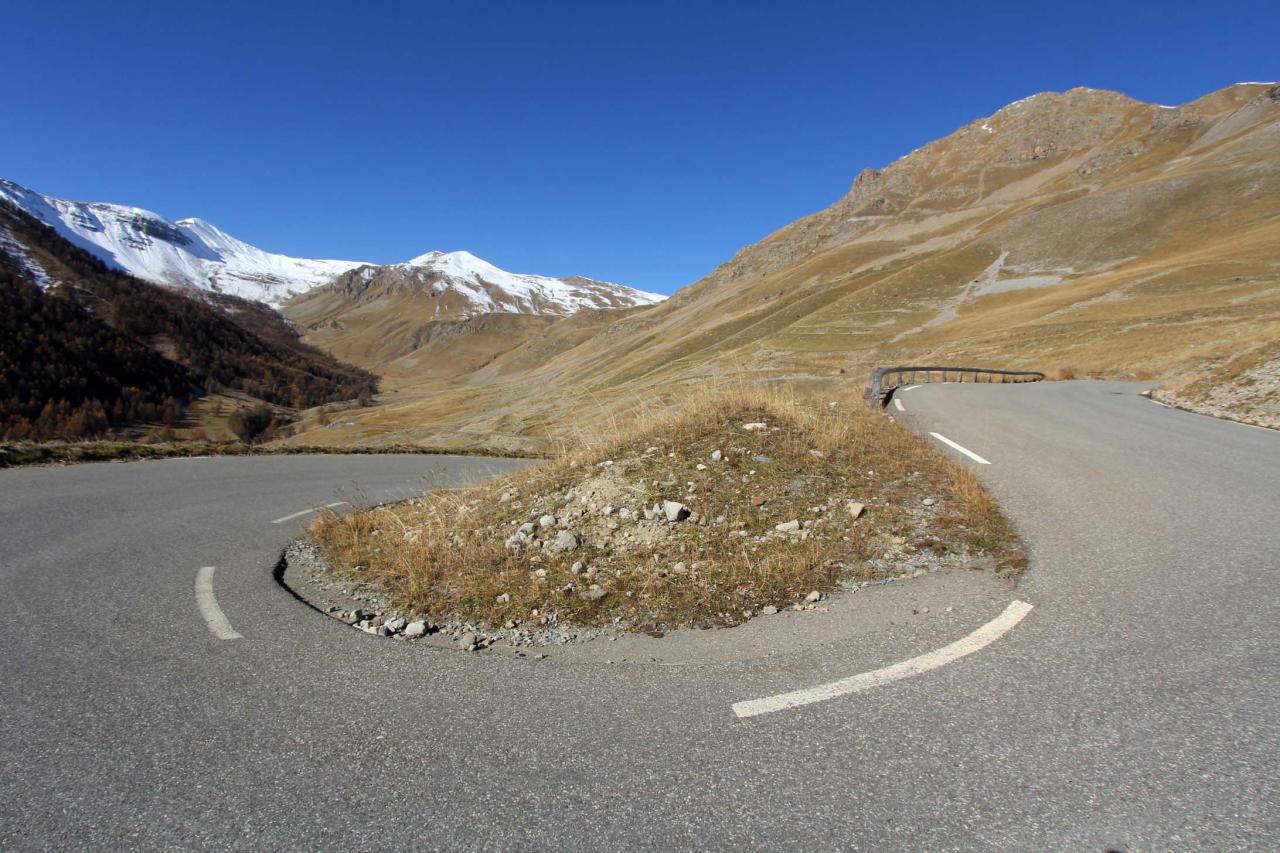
[3,82,1277,451]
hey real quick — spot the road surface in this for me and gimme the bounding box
[1,382,1276,850]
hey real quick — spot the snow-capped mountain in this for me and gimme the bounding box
[0,178,665,315]
[371,249,665,315]
[0,178,368,306]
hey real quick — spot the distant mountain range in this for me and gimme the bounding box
[0,178,664,313]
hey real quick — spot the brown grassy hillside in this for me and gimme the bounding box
[285,82,1280,451]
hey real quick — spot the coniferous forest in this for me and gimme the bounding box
[0,201,378,441]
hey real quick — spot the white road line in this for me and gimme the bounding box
[733,600,1033,718]
[893,398,905,412]
[271,501,347,525]
[899,384,920,392]
[195,566,243,641]
[929,432,991,465]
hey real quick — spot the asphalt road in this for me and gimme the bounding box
[1,382,1276,850]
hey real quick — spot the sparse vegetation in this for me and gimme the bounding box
[1049,365,1079,381]
[0,440,540,469]
[311,385,1024,634]
[1154,340,1280,429]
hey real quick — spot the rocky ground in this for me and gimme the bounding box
[283,537,1015,660]
[1153,344,1280,430]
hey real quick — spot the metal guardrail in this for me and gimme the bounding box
[865,366,1046,407]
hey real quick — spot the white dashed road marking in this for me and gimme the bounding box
[899,384,920,392]
[732,600,1034,718]
[929,432,991,465]
[271,501,347,525]
[195,566,243,641]
[893,398,905,412]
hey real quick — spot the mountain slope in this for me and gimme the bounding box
[0,200,378,440]
[0,179,367,305]
[285,82,1280,451]
[283,251,663,371]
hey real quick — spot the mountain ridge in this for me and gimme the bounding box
[277,81,1280,452]
[0,179,665,314]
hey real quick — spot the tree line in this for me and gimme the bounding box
[0,201,378,441]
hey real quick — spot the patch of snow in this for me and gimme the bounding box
[0,223,54,289]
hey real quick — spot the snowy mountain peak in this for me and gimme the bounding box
[392,248,664,315]
[0,178,367,306]
[0,178,665,317]
[309,248,665,319]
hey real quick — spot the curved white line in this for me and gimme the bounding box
[732,600,1033,718]
[195,566,243,640]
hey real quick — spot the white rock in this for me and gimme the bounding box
[775,520,801,533]
[761,605,779,615]
[711,449,723,462]
[539,514,557,527]
[922,498,936,507]
[385,616,407,633]
[403,621,427,639]
[847,501,866,520]
[696,464,708,471]
[518,522,537,535]
[662,500,690,522]
[743,422,767,431]
[496,592,511,603]
[570,561,585,575]
[805,590,823,603]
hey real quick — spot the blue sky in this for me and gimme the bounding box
[5,0,1274,294]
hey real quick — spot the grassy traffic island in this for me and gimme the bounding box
[307,387,1026,650]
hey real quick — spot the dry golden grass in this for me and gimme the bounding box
[1154,339,1280,428]
[310,384,1024,633]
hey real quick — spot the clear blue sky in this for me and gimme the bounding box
[5,0,1274,293]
